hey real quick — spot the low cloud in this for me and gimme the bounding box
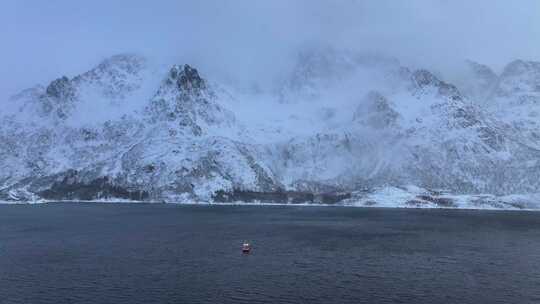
[1,0,539,99]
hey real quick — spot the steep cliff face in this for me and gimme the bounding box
[2,51,540,204]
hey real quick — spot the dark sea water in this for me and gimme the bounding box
[1,203,540,304]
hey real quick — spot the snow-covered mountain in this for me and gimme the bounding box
[2,50,540,208]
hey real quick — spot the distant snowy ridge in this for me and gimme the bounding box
[1,49,540,209]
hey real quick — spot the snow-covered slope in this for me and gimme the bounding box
[2,50,540,208]
[489,60,540,150]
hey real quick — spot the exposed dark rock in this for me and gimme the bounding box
[39,173,149,201]
[46,76,73,99]
[363,200,377,206]
[213,189,351,204]
[290,180,345,193]
[315,192,351,204]
[413,70,440,88]
[416,195,456,207]
[168,64,206,93]
[40,76,78,119]
[452,107,477,127]
[213,190,288,203]
[405,199,430,206]
[412,70,463,101]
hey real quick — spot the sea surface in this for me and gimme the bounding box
[1,203,540,304]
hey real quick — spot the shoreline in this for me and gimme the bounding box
[1,199,539,212]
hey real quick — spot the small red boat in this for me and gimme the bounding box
[242,242,251,254]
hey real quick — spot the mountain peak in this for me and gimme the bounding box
[146,63,233,135]
[95,53,146,72]
[166,64,206,92]
[457,60,498,102]
[411,69,462,101]
[75,53,147,82]
[501,60,540,77]
[496,59,540,99]
[465,60,497,81]
[412,70,440,87]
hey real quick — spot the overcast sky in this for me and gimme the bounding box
[1,0,539,99]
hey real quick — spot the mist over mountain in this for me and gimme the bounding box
[2,0,540,97]
[1,1,540,208]
[0,48,540,209]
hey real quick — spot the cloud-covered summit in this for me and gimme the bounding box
[1,0,539,100]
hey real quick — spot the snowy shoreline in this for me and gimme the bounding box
[2,197,540,212]
[2,185,540,211]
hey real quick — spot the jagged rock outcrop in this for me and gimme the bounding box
[41,76,78,120]
[146,64,235,136]
[73,54,147,99]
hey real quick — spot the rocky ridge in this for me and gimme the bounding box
[2,50,540,209]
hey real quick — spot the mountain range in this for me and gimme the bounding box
[2,49,540,209]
